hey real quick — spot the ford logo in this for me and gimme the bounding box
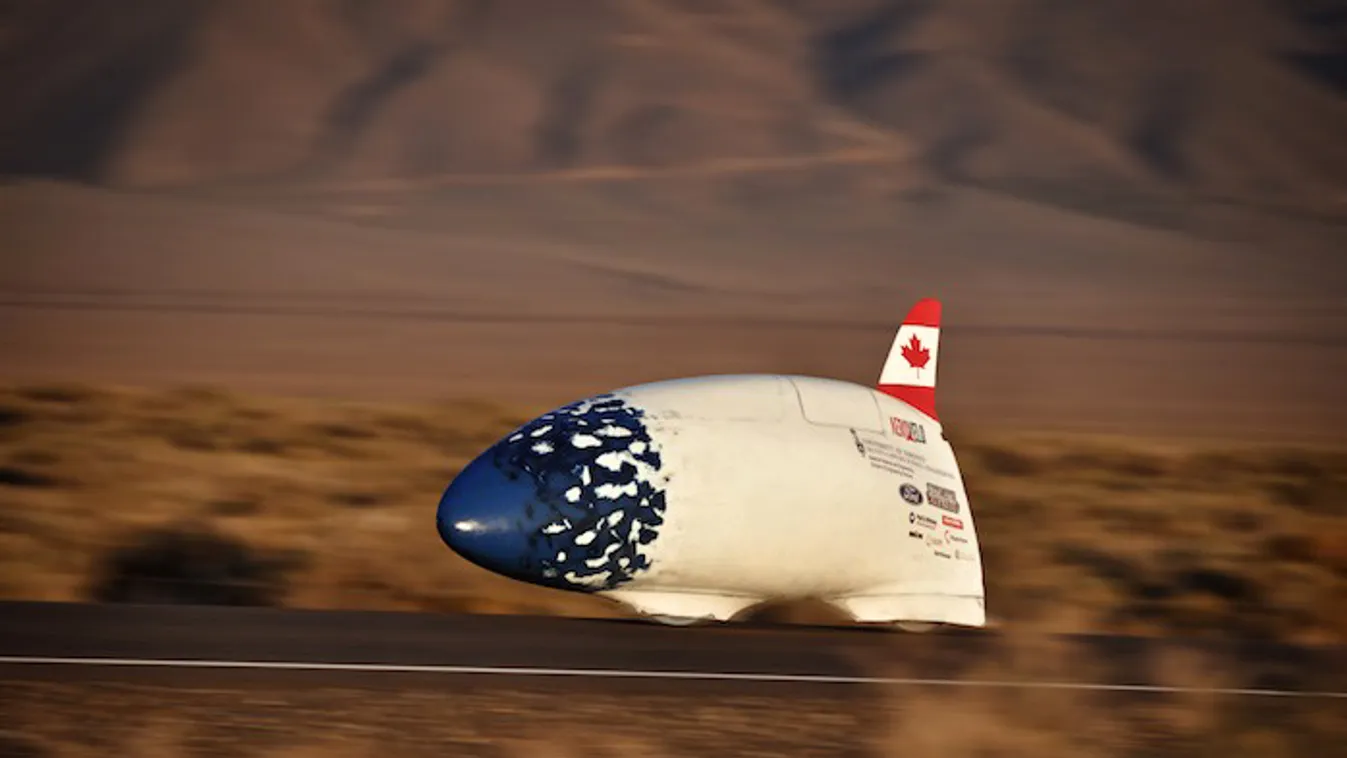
[900,483,923,505]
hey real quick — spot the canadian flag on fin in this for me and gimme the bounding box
[876,298,941,421]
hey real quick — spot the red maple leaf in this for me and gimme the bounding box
[901,334,930,372]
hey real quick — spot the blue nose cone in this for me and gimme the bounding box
[436,451,540,583]
[434,392,672,594]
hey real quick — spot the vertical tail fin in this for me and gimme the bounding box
[876,298,942,421]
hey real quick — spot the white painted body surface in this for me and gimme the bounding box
[600,375,984,626]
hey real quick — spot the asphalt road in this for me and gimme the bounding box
[1,601,1343,698]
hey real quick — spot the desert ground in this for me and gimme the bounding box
[1,381,1344,645]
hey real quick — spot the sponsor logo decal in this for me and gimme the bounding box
[945,530,969,544]
[942,515,964,530]
[851,432,916,477]
[899,483,923,505]
[933,550,952,560]
[955,549,976,562]
[908,530,923,540]
[910,512,937,529]
[889,417,927,444]
[926,482,960,514]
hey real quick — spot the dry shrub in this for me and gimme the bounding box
[971,444,1042,477]
[0,465,63,489]
[0,404,32,429]
[1312,530,1347,574]
[89,523,306,606]
[0,731,49,758]
[14,383,106,405]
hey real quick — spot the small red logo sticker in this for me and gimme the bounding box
[889,417,928,443]
[942,515,964,530]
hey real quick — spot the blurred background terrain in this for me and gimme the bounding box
[0,0,1345,641]
[3,0,1345,438]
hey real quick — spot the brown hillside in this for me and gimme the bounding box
[1,0,1344,221]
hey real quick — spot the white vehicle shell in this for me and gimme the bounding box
[436,298,986,629]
